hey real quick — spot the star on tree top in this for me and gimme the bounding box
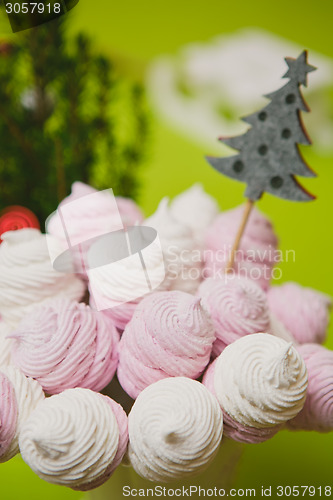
[283,50,316,87]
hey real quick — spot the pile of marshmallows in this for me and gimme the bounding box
[0,182,332,490]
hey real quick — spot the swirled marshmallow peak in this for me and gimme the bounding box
[144,198,202,293]
[169,184,219,245]
[128,377,223,482]
[0,371,18,462]
[88,229,168,312]
[204,205,278,290]
[202,360,281,444]
[0,321,13,367]
[47,182,144,246]
[19,388,128,491]
[198,275,271,357]
[267,282,332,344]
[117,291,215,399]
[10,299,119,394]
[0,229,85,327]
[0,365,45,461]
[213,333,307,428]
[144,198,193,247]
[288,344,333,432]
[46,183,143,278]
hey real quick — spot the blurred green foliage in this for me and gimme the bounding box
[0,18,149,222]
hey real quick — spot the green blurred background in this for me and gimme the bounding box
[1,0,333,498]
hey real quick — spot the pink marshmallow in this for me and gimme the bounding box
[203,360,280,444]
[0,371,18,461]
[10,299,119,394]
[288,344,333,432]
[117,291,215,399]
[198,275,271,357]
[204,205,278,290]
[267,282,332,344]
[75,394,129,491]
[47,182,144,276]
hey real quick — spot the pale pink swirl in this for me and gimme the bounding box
[288,344,333,432]
[0,320,13,366]
[118,291,215,399]
[10,299,119,394]
[169,184,219,247]
[88,235,168,327]
[0,366,45,461]
[208,334,307,428]
[198,276,271,357]
[0,229,85,327]
[77,395,129,491]
[19,388,128,490]
[47,182,144,273]
[0,371,18,462]
[204,205,278,290]
[127,377,223,482]
[144,198,202,294]
[267,282,332,344]
[202,360,280,444]
[47,182,143,239]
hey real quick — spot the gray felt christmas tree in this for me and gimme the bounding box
[206,51,317,270]
[207,51,317,202]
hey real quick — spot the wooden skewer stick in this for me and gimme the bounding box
[226,198,255,273]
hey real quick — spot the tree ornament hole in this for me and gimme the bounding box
[258,112,267,121]
[286,94,296,104]
[271,176,284,189]
[258,145,268,156]
[233,160,244,173]
[282,128,292,139]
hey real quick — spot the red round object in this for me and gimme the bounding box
[0,206,40,243]
[0,42,13,57]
